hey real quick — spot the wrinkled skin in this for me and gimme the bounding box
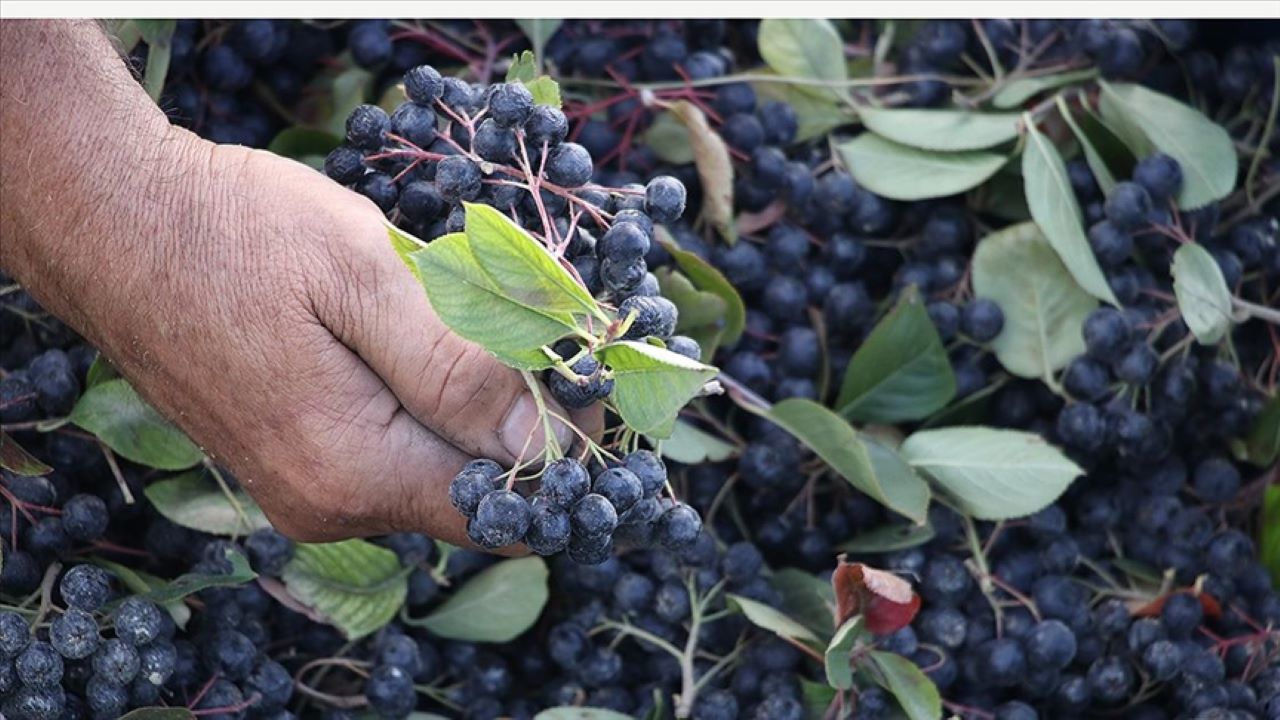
[0,20,600,545]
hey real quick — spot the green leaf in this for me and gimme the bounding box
[135,20,176,103]
[70,378,203,470]
[837,289,955,423]
[506,50,537,83]
[659,233,746,347]
[1246,394,1280,466]
[594,341,717,438]
[992,68,1099,109]
[387,221,428,284]
[514,19,563,69]
[868,650,943,720]
[1261,485,1280,590]
[728,593,821,645]
[660,420,738,464]
[403,229,574,370]
[754,80,852,143]
[326,67,374,137]
[900,426,1083,520]
[281,540,408,639]
[85,354,120,388]
[406,557,548,642]
[655,268,728,360]
[799,678,838,720]
[855,107,1021,151]
[970,170,1030,222]
[525,76,562,108]
[1022,120,1119,305]
[110,20,143,52]
[1058,102,1118,193]
[90,558,191,629]
[666,101,735,243]
[1098,81,1237,208]
[0,431,52,477]
[971,222,1098,381]
[825,616,865,689]
[1172,242,1234,345]
[839,523,936,554]
[772,568,836,639]
[464,203,599,318]
[120,709,196,720]
[143,471,271,536]
[534,709,633,720]
[141,546,257,606]
[641,111,695,164]
[762,399,930,523]
[840,133,1007,201]
[757,19,847,103]
[268,127,342,162]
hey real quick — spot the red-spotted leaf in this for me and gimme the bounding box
[832,556,921,635]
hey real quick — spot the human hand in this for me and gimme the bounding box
[0,21,600,546]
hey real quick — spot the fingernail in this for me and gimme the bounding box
[501,394,574,460]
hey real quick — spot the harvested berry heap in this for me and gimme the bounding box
[2,16,1280,720]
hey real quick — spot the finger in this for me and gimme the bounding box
[315,214,579,468]
[238,324,522,554]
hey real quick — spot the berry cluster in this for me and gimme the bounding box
[450,452,702,563]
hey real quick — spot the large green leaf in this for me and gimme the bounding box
[840,133,1006,201]
[772,568,836,639]
[400,228,574,370]
[406,557,547,642]
[728,593,821,645]
[856,107,1021,151]
[595,341,717,438]
[281,540,408,639]
[868,650,943,720]
[660,420,738,464]
[144,471,270,536]
[992,68,1099,109]
[70,378,203,470]
[763,399,930,522]
[837,289,955,423]
[901,426,1083,520]
[1171,242,1234,345]
[660,235,746,346]
[757,19,847,103]
[1022,120,1118,305]
[971,222,1097,381]
[268,127,341,167]
[655,269,727,362]
[464,203,599,318]
[1098,81,1237,208]
[824,616,865,690]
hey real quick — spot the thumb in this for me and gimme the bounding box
[313,207,580,466]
